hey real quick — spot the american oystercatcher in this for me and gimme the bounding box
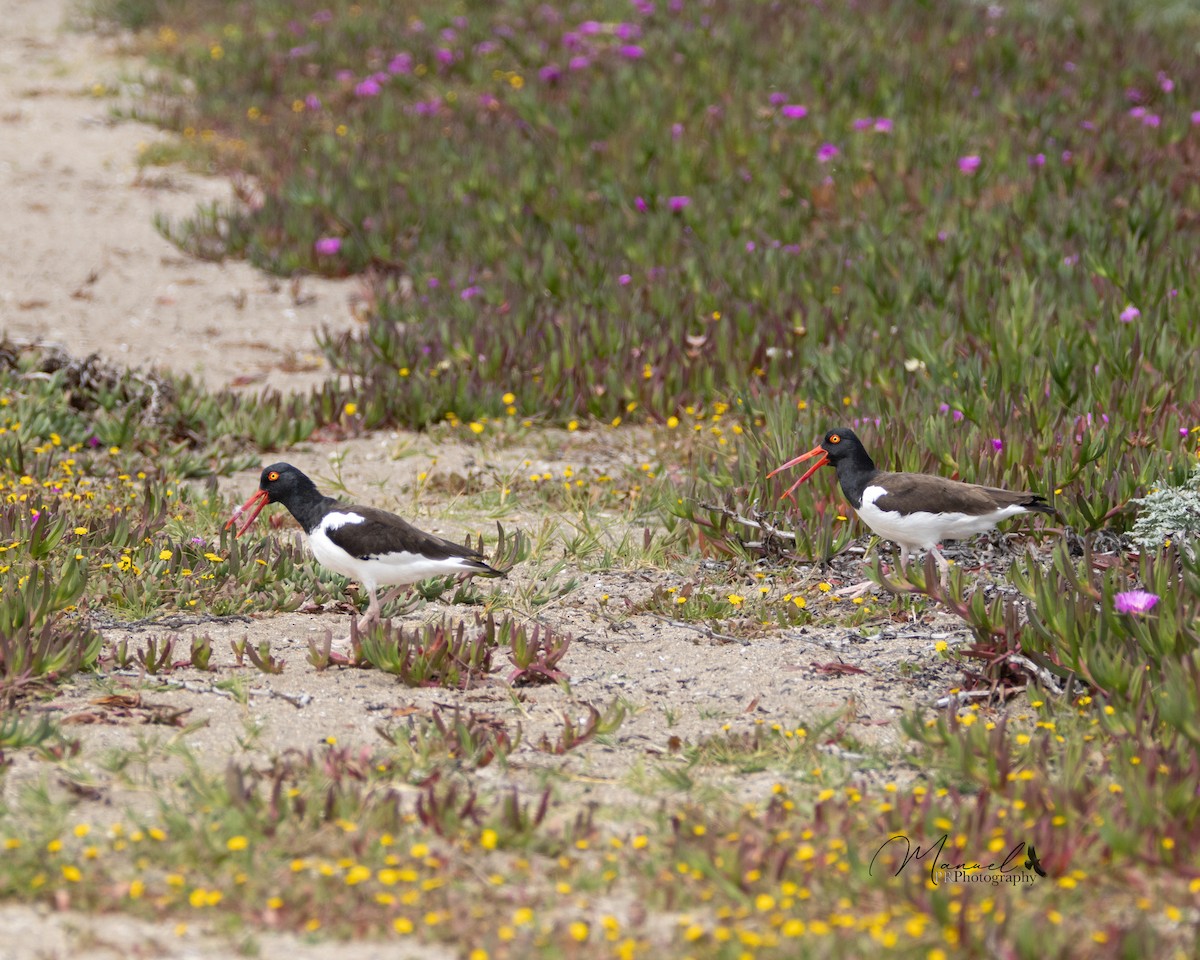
[769,428,1054,578]
[227,463,503,624]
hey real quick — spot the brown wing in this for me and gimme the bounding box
[871,472,1052,516]
[325,505,491,565]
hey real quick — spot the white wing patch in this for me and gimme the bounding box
[321,511,367,531]
[857,484,1028,550]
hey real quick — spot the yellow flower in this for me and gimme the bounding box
[159,549,173,561]
[727,593,745,607]
[73,527,88,535]
[393,917,414,934]
[502,392,515,405]
[480,829,498,850]
[62,865,82,882]
[569,921,589,942]
[343,402,358,416]
[226,836,248,851]
[469,422,484,434]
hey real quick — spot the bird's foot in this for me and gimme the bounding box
[834,579,878,600]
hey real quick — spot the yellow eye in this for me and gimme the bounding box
[267,471,280,481]
[828,434,841,444]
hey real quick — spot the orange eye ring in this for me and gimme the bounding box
[267,471,280,481]
[828,434,841,444]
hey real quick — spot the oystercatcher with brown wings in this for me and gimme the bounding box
[227,463,503,627]
[769,428,1055,579]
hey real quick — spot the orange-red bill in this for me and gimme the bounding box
[766,445,829,500]
[225,489,270,537]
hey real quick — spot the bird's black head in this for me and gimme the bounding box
[768,427,876,501]
[226,463,319,537]
[817,428,864,462]
[257,462,311,504]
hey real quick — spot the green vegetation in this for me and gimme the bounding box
[2,0,1199,956]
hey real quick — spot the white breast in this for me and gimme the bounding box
[856,484,1029,550]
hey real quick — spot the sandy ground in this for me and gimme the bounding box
[0,3,973,958]
[0,0,355,393]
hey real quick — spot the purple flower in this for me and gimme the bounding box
[568,56,590,71]
[816,143,839,163]
[354,78,381,97]
[952,409,964,422]
[853,117,873,131]
[1142,113,1161,128]
[314,237,342,256]
[475,40,499,55]
[335,69,355,83]
[1028,153,1046,167]
[958,155,981,175]
[435,48,455,65]
[938,403,950,413]
[781,104,808,119]
[1192,111,1200,126]
[427,277,440,289]
[634,196,647,212]
[388,53,412,74]
[1061,150,1072,163]
[768,92,787,106]
[1114,590,1159,615]
[191,537,206,546]
[304,94,322,111]
[632,0,655,13]
[460,285,482,300]
[1119,305,1140,322]
[671,123,683,140]
[539,64,562,83]
[312,10,333,24]
[1158,71,1174,94]
[614,22,641,40]
[618,273,632,285]
[991,438,1003,452]
[874,118,893,133]
[579,20,603,35]
[668,196,691,211]
[618,44,645,59]
[1129,106,1147,119]
[745,241,756,252]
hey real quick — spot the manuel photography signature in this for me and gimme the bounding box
[869,833,1047,885]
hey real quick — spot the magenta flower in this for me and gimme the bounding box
[781,104,808,119]
[745,241,756,252]
[874,118,893,133]
[1142,113,1161,128]
[853,117,873,131]
[354,78,381,97]
[568,56,590,71]
[314,237,342,256]
[991,438,1003,452]
[618,273,632,285]
[816,143,839,163]
[618,44,645,59]
[1028,153,1046,167]
[304,94,322,111]
[1114,590,1159,615]
[539,64,562,83]
[1192,111,1200,125]
[388,53,412,74]
[614,23,641,40]
[634,196,647,213]
[958,155,981,175]
[1158,72,1174,94]
[1119,305,1141,322]
[460,286,482,300]
[668,196,691,211]
[768,92,787,106]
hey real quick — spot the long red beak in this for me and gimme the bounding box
[225,489,270,537]
[767,445,829,501]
